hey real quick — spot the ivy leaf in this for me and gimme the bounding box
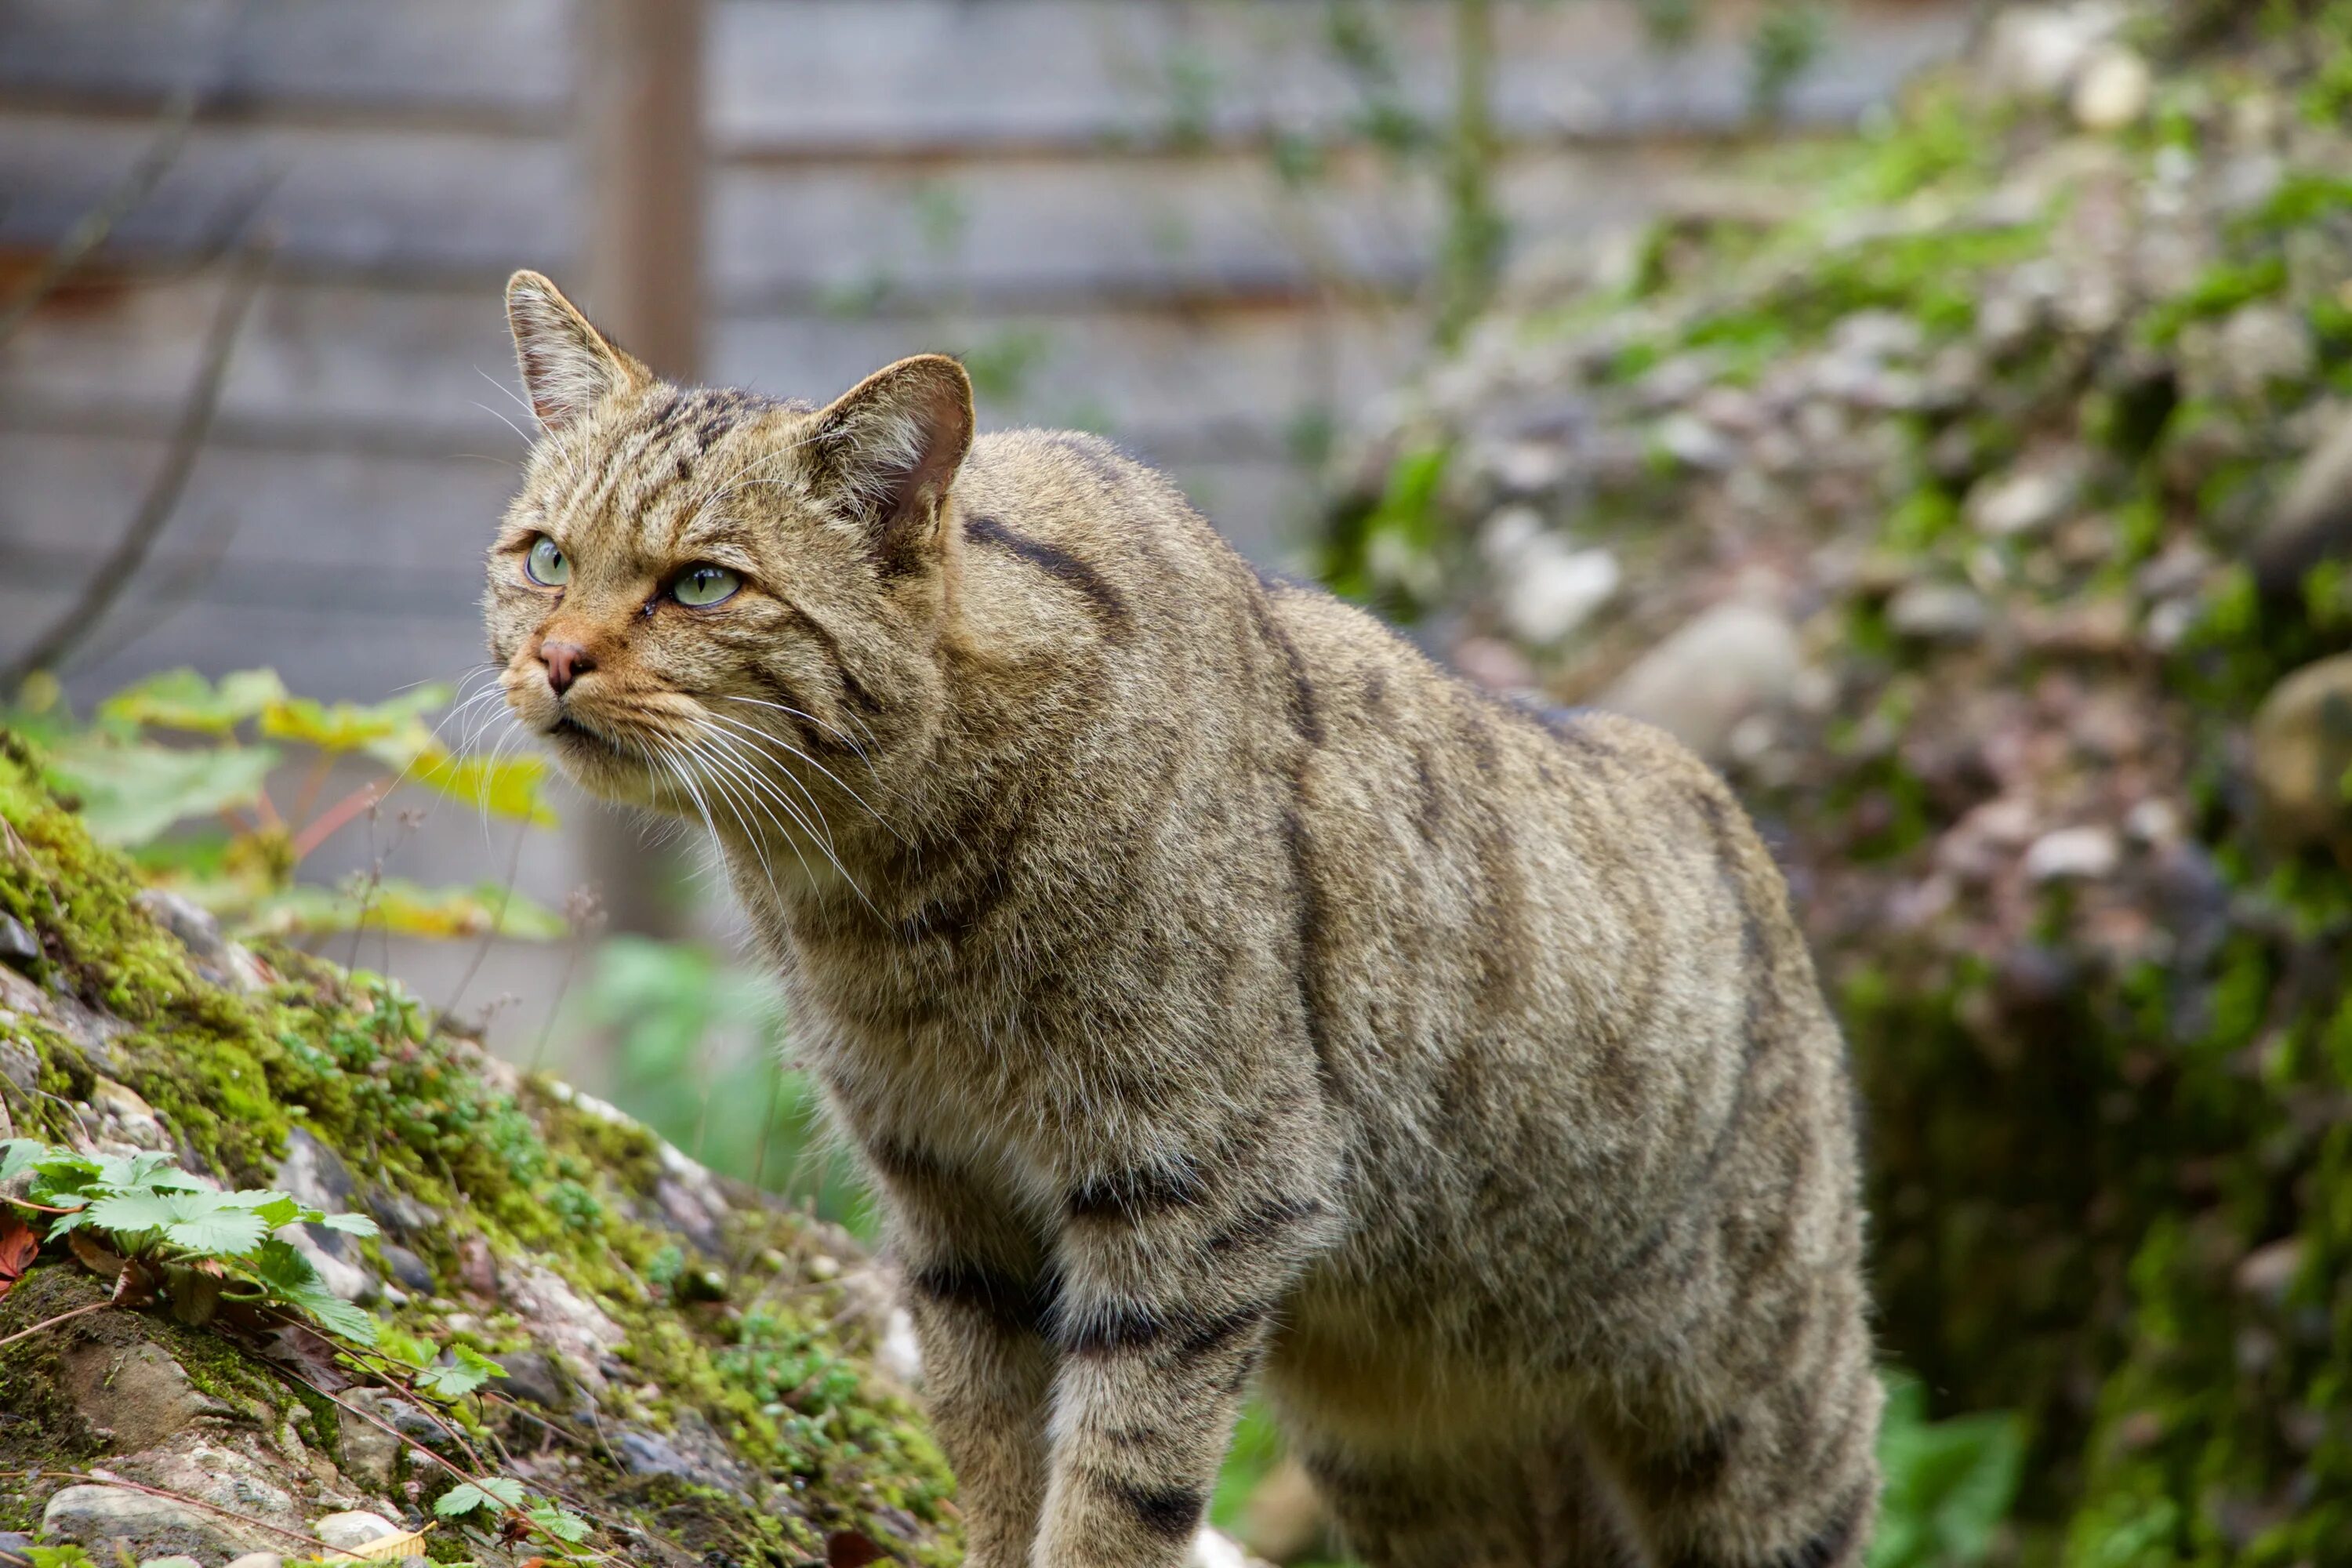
[317,1210,382,1239]
[434,1476,528,1519]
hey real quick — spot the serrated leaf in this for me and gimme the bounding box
[317,1210,381,1238]
[45,736,281,846]
[162,1200,268,1257]
[83,1189,182,1235]
[435,1476,527,1518]
[418,1361,492,1400]
[98,667,287,735]
[251,1235,325,1294]
[244,1195,305,1229]
[1,1138,55,1184]
[527,1506,590,1544]
[287,1283,379,1346]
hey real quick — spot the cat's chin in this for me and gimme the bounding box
[544,717,663,805]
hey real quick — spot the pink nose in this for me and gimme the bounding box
[541,640,593,695]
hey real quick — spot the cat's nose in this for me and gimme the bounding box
[540,640,594,696]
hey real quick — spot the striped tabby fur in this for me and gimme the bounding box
[487,271,1880,1568]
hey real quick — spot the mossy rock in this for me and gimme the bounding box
[0,732,955,1567]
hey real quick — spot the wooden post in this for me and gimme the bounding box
[577,0,705,937]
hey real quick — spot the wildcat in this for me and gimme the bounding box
[486,270,1880,1568]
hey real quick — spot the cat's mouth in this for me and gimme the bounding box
[549,713,638,762]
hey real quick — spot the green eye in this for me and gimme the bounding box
[673,564,741,608]
[525,536,570,586]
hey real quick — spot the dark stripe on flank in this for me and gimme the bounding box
[906,1260,1057,1336]
[1100,1479,1206,1544]
[1205,1192,1323,1255]
[1066,1161,1210,1221]
[964,514,1129,632]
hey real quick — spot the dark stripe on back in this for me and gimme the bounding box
[964,514,1129,633]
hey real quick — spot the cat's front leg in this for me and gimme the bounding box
[863,1138,1057,1568]
[1032,1159,1331,1568]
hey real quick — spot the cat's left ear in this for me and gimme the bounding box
[808,354,975,575]
[505,270,651,431]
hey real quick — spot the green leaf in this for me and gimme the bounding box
[98,667,287,735]
[259,686,448,754]
[316,1210,382,1238]
[239,1194,307,1229]
[83,1189,183,1236]
[418,1361,492,1401]
[527,1504,591,1543]
[250,1236,325,1295]
[397,746,558,826]
[0,1138,51,1184]
[25,1545,101,1568]
[284,1280,379,1346]
[45,735,281,846]
[434,1476,527,1518]
[238,879,566,942]
[160,1197,269,1257]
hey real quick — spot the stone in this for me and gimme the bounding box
[1654,410,1737,471]
[500,1259,624,1393]
[2250,408,2352,593]
[1887,583,1991,643]
[2071,44,2150,130]
[488,1347,570,1410]
[313,1510,401,1551]
[1501,543,1621,647]
[0,1534,35,1563]
[59,1341,226,1450]
[136,1557,204,1568]
[1983,2,2125,97]
[2249,653,2352,850]
[338,1398,407,1489]
[2024,826,2122,882]
[1967,459,2080,539]
[1599,601,1803,762]
[2216,303,2316,399]
[87,1076,169,1152]
[41,1484,275,1562]
[224,1555,285,1568]
[0,913,37,968]
[136,887,267,992]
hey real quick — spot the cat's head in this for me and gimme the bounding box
[485,270,971,837]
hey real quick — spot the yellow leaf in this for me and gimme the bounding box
[328,1525,433,1562]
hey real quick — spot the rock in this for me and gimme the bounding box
[224,1555,285,1568]
[2249,653,2352,849]
[0,1533,36,1563]
[1599,601,1802,762]
[337,1395,408,1490]
[2250,409,2352,593]
[313,1510,402,1551]
[136,887,267,992]
[2236,1238,2305,1304]
[1502,543,1621,646]
[500,1259,625,1393]
[41,1483,275,1561]
[1983,2,2125,97]
[1654,410,1737,470]
[87,1076,169,1152]
[0,913,37,969]
[59,1341,225,1449]
[1967,458,2081,539]
[2024,826,2122,882]
[488,1346,569,1410]
[2216,304,2316,399]
[378,1240,435,1294]
[1887,583,1991,643]
[136,1557,205,1568]
[274,1126,361,1215]
[615,1410,760,1504]
[2071,45,2150,130]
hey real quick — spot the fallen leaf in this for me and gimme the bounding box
[332,1526,432,1562]
[241,1320,355,1392]
[826,1530,886,1568]
[67,1229,125,1279]
[0,1210,34,1302]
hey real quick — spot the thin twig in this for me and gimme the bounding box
[0,88,197,345]
[0,1468,333,1552]
[0,1296,112,1351]
[2,235,274,689]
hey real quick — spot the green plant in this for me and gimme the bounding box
[5,667,557,942]
[1871,1375,2027,1567]
[0,1139,381,1345]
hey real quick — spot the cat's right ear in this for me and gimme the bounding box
[504,270,649,432]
